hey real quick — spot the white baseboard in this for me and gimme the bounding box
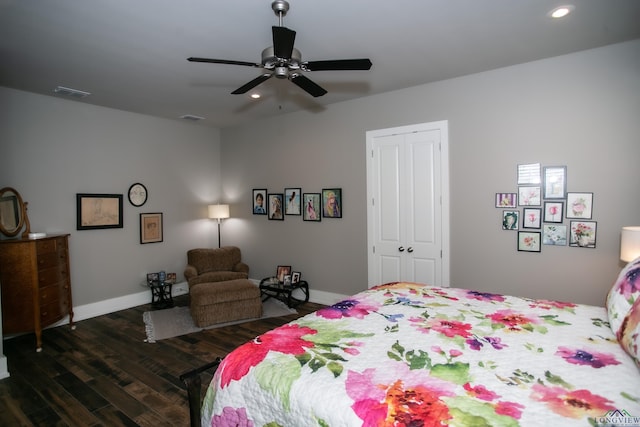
[0,356,9,379]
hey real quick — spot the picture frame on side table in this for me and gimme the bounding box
[322,188,342,218]
[566,193,593,219]
[543,166,566,199]
[276,265,291,283]
[291,271,301,284]
[303,193,321,222]
[284,188,301,215]
[253,189,267,215]
[140,212,163,244]
[268,193,284,220]
[76,193,123,230]
[543,201,564,223]
[518,231,541,252]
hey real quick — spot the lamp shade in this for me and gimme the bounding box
[620,226,640,262]
[208,204,229,219]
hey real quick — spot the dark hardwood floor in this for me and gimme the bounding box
[0,295,325,426]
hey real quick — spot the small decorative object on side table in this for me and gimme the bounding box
[259,277,309,308]
[143,273,174,309]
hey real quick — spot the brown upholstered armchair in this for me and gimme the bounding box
[184,246,249,288]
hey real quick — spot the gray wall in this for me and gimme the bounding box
[1,40,638,313]
[222,39,640,306]
[0,88,223,306]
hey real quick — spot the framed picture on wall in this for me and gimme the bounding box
[566,192,593,219]
[76,193,123,230]
[570,220,597,248]
[284,188,301,215]
[502,210,519,230]
[303,193,321,222]
[140,212,163,244]
[543,166,567,199]
[517,163,541,185]
[252,189,267,215]
[543,224,567,246]
[268,193,284,220]
[322,188,342,218]
[543,201,564,223]
[518,186,541,206]
[518,231,541,252]
[522,208,541,229]
[495,193,517,208]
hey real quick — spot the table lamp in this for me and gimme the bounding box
[208,204,230,248]
[620,226,640,263]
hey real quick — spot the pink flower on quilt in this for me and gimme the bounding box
[218,324,316,387]
[555,346,621,368]
[494,401,524,419]
[346,365,455,426]
[316,299,378,320]
[530,384,615,419]
[487,309,538,331]
[413,317,473,338]
[528,299,577,311]
[211,406,253,427]
[617,265,640,299]
[466,290,505,302]
[463,383,498,401]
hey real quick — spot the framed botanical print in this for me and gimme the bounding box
[543,201,563,223]
[566,193,593,219]
[518,231,541,252]
[518,186,541,206]
[570,220,597,248]
[543,224,567,246]
[522,208,541,229]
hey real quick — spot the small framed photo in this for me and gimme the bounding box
[502,210,519,230]
[147,272,159,283]
[543,201,564,223]
[570,220,597,248]
[322,188,342,218]
[303,193,321,222]
[495,193,517,208]
[518,231,541,252]
[76,193,123,230]
[284,188,301,215]
[522,208,541,229]
[166,272,177,283]
[543,166,566,199]
[517,163,541,185]
[543,224,567,246]
[276,265,291,283]
[140,213,163,244]
[518,186,541,206]
[268,193,284,220]
[253,189,267,215]
[566,192,593,219]
[291,271,301,284]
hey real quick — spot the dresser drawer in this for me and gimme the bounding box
[39,284,61,306]
[36,239,58,255]
[40,300,64,326]
[37,251,67,270]
[38,265,69,287]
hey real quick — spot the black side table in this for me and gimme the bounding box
[146,280,174,309]
[259,278,309,308]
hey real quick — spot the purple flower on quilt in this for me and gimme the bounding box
[316,299,378,320]
[466,290,505,303]
[211,406,254,427]
[466,336,507,351]
[555,346,620,368]
[618,266,640,299]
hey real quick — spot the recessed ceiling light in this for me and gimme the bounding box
[180,114,205,121]
[53,86,91,98]
[549,5,574,18]
[250,93,261,99]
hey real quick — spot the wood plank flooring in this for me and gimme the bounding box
[0,295,325,426]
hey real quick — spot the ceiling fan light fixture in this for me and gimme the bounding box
[53,86,91,98]
[250,93,261,99]
[549,5,574,18]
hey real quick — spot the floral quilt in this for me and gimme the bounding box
[201,282,640,426]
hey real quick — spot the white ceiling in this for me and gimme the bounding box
[2,0,639,129]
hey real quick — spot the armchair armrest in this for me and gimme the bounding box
[233,262,249,275]
[184,265,198,281]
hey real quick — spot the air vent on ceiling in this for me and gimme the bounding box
[53,86,91,98]
[180,114,205,121]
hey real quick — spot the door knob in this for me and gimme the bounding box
[407,247,414,253]
[398,246,405,252]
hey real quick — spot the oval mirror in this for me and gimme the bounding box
[0,187,25,237]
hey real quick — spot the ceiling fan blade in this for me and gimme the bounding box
[231,73,272,94]
[187,57,261,68]
[303,58,372,71]
[289,73,327,97]
[272,26,296,59]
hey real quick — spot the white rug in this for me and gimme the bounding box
[142,299,297,343]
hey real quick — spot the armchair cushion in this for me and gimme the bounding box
[184,247,249,287]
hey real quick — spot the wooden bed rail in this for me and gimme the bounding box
[179,357,222,427]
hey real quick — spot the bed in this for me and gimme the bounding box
[200,258,640,426]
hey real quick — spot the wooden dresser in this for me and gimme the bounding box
[0,234,74,351]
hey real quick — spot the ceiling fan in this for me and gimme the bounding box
[187,0,372,97]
